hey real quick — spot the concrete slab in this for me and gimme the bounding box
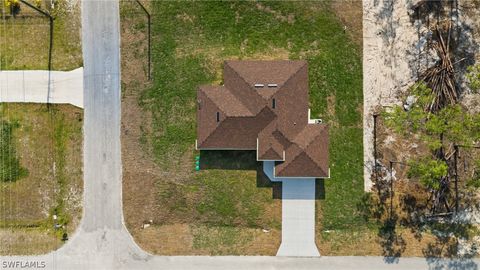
[0,68,83,108]
[277,179,320,257]
[263,161,320,256]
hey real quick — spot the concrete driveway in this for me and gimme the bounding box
[0,68,83,108]
[263,161,320,256]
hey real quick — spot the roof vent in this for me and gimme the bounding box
[254,83,264,88]
[267,84,278,88]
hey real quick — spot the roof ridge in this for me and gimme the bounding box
[224,61,263,100]
[278,149,326,177]
[197,89,228,146]
[270,134,284,155]
[201,85,253,117]
[294,124,326,148]
[277,61,307,90]
[224,62,265,115]
[276,143,303,175]
[276,125,322,175]
[261,144,283,160]
[303,131,325,169]
[200,87,229,117]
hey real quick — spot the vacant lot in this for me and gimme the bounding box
[0,104,83,255]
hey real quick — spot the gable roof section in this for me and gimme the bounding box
[199,107,276,149]
[276,151,326,177]
[224,60,306,100]
[257,122,284,161]
[199,85,252,117]
[275,124,329,178]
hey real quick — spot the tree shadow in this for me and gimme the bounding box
[399,192,427,241]
[423,221,478,270]
[379,216,407,263]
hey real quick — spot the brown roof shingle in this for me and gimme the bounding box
[197,60,329,178]
[275,124,329,178]
[199,86,252,117]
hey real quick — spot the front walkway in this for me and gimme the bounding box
[263,161,320,256]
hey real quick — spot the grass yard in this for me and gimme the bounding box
[121,1,366,255]
[0,2,82,70]
[0,104,83,255]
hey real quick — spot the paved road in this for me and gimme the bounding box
[0,1,479,269]
[54,0,147,264]
[0,68,83,108]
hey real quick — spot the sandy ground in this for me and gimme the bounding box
[362,0,479,191]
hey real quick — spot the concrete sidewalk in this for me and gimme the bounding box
[0,68,83,108]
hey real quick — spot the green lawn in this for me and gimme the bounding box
[140,0,363,249]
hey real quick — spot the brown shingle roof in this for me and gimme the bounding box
[275,124,329,178]
[197,60,329,178]
[198,107,275,149]
[225,60,306,93]
[199,86,252,117]
[258,122,284,161]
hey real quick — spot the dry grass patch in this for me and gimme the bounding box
[135,223,280,255]
[330,0,363,49]
[0,104,83,255]
[0,228,60,255]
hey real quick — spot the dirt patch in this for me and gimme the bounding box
[255,3,295,24]
[176,12,196,24]
[363,0,480,191]
[331,0,363,49]
[135,223,280,255]
[120,2,159,235]
[0,228,60,255]
[326,95,338,127]
[318,225,442,256]
[135,224,194,255]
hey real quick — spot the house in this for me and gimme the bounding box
[196,60,329,179]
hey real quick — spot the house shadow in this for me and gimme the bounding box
[200,149,325,200]
[199,150,257,170]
